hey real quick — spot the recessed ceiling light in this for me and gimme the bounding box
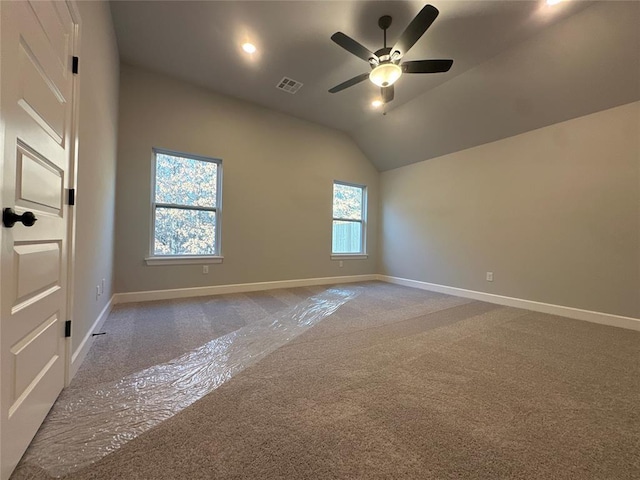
[546,0,562,5]
[371,100,383,108]
[242,42,257,54]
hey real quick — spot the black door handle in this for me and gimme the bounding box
[3,208,38,228]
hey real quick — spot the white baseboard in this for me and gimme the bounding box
[113,274,378,305]
[112,273,639,330]
[378,275,640,331]
[69,296,114,380]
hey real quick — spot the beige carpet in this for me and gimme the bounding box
[12,282,640,479]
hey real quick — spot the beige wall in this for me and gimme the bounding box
[115,65,378,293]
[72,1,119,352]
[380,102,640,319]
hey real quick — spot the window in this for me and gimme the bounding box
[150,148,222,261]
[332,181,366,256]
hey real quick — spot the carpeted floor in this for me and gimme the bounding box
[12,281,640,479]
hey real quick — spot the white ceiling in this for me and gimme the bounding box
[110,1,640,171]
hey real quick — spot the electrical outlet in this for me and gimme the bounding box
[339,261,343,268]
[96,285,100,300]
[202,265,209,274]
[486,272,494,282]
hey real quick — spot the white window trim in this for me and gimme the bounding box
[148,147,223,262]
[332,180,367,256]
[145,256,224,266]
[331,254,368,260]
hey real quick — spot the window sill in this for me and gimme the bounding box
[331,254,368,260]
[145,256,224,266]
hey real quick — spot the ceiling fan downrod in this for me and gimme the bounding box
[379,15,392,49]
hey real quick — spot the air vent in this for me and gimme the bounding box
[276,77,303,94]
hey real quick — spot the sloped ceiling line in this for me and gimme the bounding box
[110,1,639,171]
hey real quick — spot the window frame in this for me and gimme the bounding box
[331,180,368,259]
[146,147,223,265]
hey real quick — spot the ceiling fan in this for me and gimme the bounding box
[329,4,453,104]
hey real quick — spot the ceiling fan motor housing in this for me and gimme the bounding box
[373,47,394,66]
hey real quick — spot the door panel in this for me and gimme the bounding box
[15,242,62,303]
[1,1,78,479]
[17,143,64,213]
[10,313,60,408]
[29,1,72,68]
[18,42,67,143]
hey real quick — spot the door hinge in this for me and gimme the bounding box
[65,320,72,338]
[72,56,79,75]
[68,188,75,206]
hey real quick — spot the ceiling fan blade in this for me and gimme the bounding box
[381,85,394,103]
[329,73,370,93]
[331,32,378,63]
[392,4,439,57]
[402,59,453,74]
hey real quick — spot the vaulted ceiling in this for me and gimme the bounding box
[110,1,640,171]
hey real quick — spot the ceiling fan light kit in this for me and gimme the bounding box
[329,4,453,104]
[241,42,257,54]
[369,63,402,87]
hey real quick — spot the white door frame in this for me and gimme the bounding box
[63,0,82,387]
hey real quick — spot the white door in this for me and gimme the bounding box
[0,1,78,478]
